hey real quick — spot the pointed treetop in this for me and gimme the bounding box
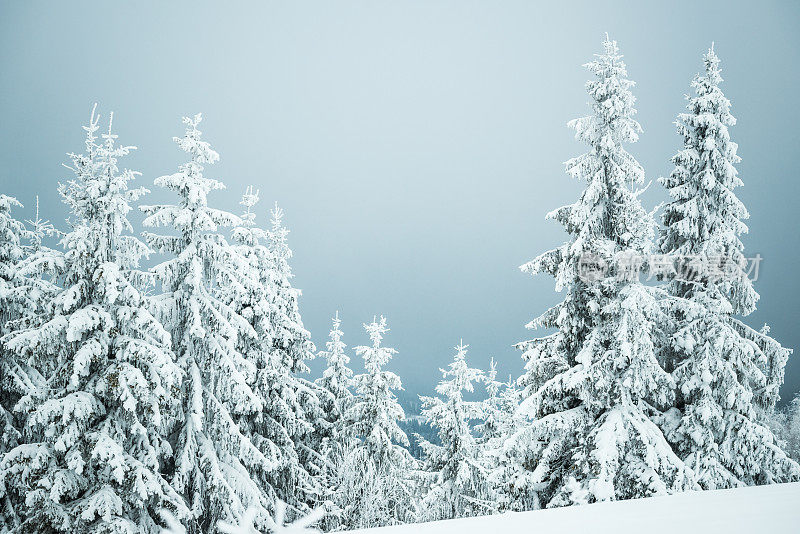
[25,195,58,246]
[364,315,389,348]
[703,43,723,84]
[487,357,498,382]
[599,32,621,60]
[240,185,259,211]
[573,35,641,151]
[271,201,285,227]
[175,112,219,165]
[239,185,260,226]
[485,358,501,398]
[602,32,615,53]
[103,110,117,147]
[455,339,469,360]
[432,339,483,400]
[269,201,292,261]
[83,103,100,138]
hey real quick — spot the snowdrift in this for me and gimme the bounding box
[352,482,800,533]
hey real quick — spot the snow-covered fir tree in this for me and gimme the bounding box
[266,202,317,380]
[0,195,35,455]
[263,202,327,514]
[416,341,493,521]
[474,360,529,512]
[475,359,502,446]
[735,322,794,427]
[314,311,355,530]
[0,195,30,336]
[316,312,354,440]
[19,196,63,287]
[0,195,63,530]
[339,316,416,529]
[229,187,327,519]
[772,396,800,463]
[658,46,799,488]
[141,115,271,532]
[512,36,695,508]
[0,108,187,533]
[659,46,756,315]
[0,194,29,531]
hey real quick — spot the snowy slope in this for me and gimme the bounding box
[352,483,800,534]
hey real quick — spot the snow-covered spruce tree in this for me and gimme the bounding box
[0,195,35,455]
[18,195,64,293]
[416,341,493,521]
[474,360,527,512]
[0,195,29,532]
[659,46,756,314]
[264,202,327,514]
[228,187,327,519]
[339,316,416,529]
[141,115,272,532]
[314,311,355,530]
[2,198,66,534]
[267,202,316,379]
[0,196,30,331]
[658,46,799,488]
[733,322,792,427]
[0,108,187,533]
[771,396,800,463]
[316,312,354,442]
[475,359,502,447]
[512,36,695,508]
[0,195,63,530]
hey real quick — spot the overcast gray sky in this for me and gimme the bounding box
[2,1,799,402]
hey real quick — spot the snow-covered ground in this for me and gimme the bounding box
[352,483,800,533]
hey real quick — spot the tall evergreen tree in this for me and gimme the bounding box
[141,115,270,532]
[1,195,63,531]
[316,312,354,437]
[658,46,799,488]
[267,203,316,378]
[0,195,35,454]
[0,194,28,532]
[263,203,327,515]
[16,196,64,306]
[314,311,355,530]
[513,36,694,508]
[659,44,756,315]
[0,108,186,532]
[228,188,327,519]
[339,316,415,528]
[475,359,502,447]
[771,395,800,464]
[476,361,529,512]
[416,341,493,521]
[0,195,31,340]
[229,186,277,367]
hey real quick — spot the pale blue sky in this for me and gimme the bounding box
[2,1,799,401]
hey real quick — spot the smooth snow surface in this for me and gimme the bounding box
[353,483,800,533]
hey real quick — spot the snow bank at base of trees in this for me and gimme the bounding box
[352,482,800,534]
